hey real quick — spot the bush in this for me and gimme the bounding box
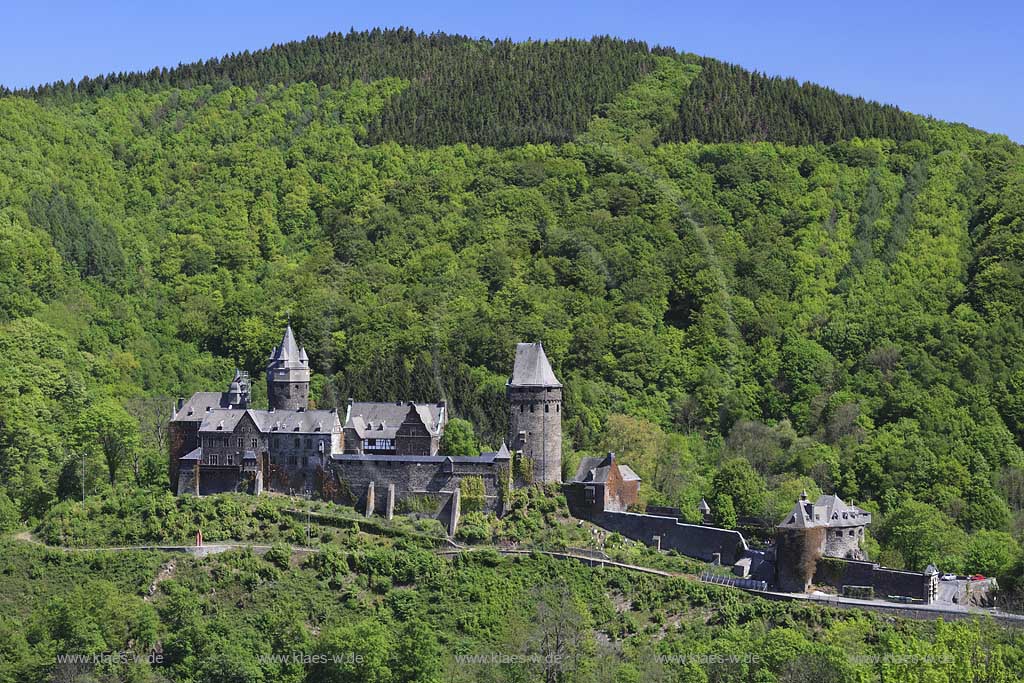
[263,543,291,569]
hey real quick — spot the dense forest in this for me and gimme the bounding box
[0,28,1023,680]
[4,28,925,148]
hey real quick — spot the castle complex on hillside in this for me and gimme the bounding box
[169,326,563,516]
[169,325,938,601]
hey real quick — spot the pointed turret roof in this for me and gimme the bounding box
[268,324,309,371]
[509,342,561,387]
[277,325,302,361]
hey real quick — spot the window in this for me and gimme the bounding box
[545,404,549,413]
[305,438,312,449]
[849,529,855,537]
[251,438,258,448]
[530,403,535,413]
[226,454,234,466]
[294,438,300,448]
[289,456,298,467]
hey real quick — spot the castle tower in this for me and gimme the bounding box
[226,368,251,408]
[507,342,562,483]
[266,324,310,411]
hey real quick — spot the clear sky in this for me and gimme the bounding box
[1,0,1020,142]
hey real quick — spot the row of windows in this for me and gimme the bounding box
[272,454,316,468]
[202,453,236,466]
[518,403,560,413]
[831,528,864,538]
[363,438,394,450]
[203,437,261,448]
[273,436,327,450]
[203,436,328,451]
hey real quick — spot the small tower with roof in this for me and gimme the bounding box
[226,368,251,408]
[507,342,562,484]
[266,324,310,411]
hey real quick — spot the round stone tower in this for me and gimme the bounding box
[266,324,310,411]
[507,342,562,483]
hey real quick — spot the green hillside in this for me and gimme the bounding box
[1,29,1023,589]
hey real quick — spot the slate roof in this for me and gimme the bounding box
[268,324,309,369]
[197,408,340,435]
[508,342,561,387]
[172,392,233,422]
[571,453,640,484]
[179,447,203,461]
[344,401,446,439]
[778,493,871,529]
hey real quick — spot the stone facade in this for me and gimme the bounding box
[814,557,940,603]
[266,326,310,411]
[565,452,640,513]
[170,330,561,528]
[170,327,341,495]
[774,492,873,593]
[507,342,562,483]
[342,400,447,456]
[330,445,511,516]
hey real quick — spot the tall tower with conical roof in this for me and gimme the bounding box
[507,342,562,483]
[266,325,310,411]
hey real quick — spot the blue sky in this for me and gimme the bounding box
[2,0,1021,141]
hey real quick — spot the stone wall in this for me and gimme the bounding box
[775,527,826,593]
[603,461,639,512]
[823,525,868,559]
[813,557,937,603]
[268,377,309,411]
[197,466,244,495]
[507,385,562,483]
[168,420,197,490]
[330,455,507,517]
[568,504,748,564]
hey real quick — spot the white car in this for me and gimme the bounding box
[940,573,958,582]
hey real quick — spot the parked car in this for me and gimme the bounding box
[940,573,958,581]
[971,574,987,581]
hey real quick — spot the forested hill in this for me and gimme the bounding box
[3,28,926,147]
[1,32,1023,583]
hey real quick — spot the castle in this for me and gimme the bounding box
[169,326,563,517]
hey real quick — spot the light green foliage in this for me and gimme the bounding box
[879,498,969,572]
[440,418,479,456]
[0,33,1022,655]
[459,476,486,514]
[965,530,1020,578]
